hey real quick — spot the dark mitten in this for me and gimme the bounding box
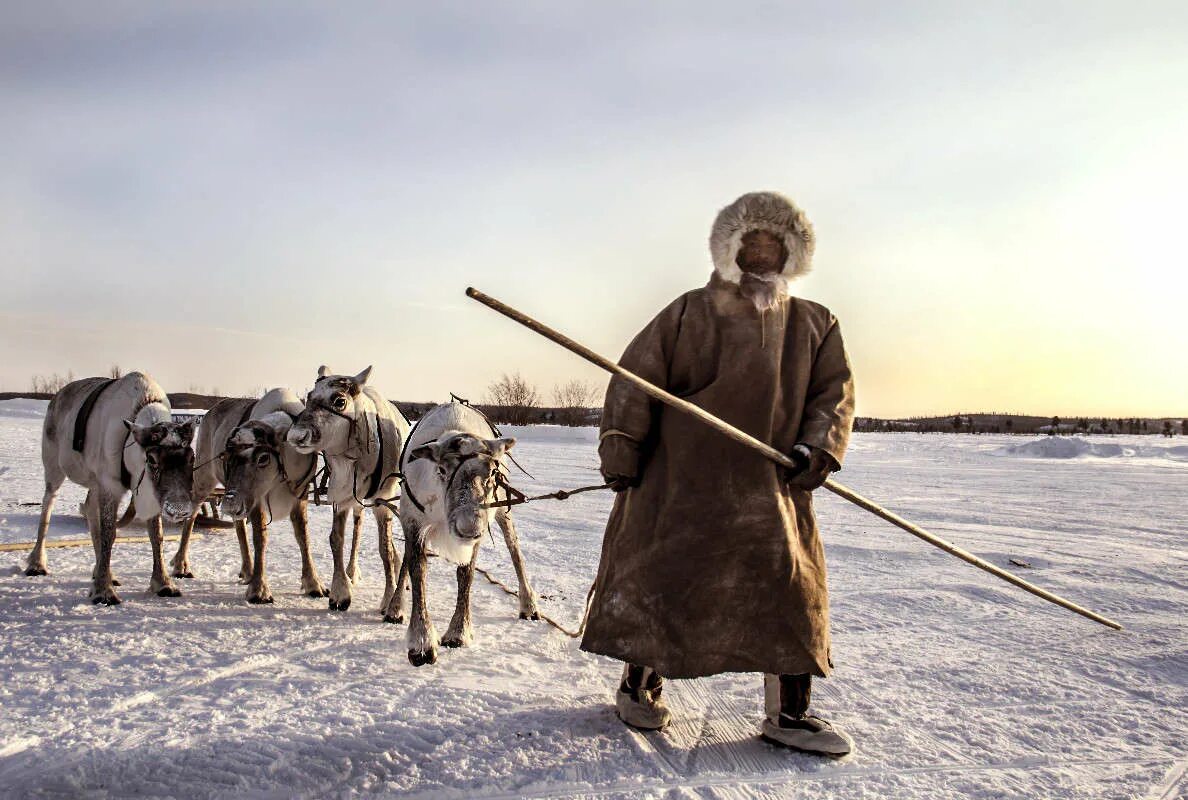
[783,444,836,491]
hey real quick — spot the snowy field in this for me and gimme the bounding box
[0,400,1185,799]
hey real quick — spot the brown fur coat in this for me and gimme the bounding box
[580,272,855,678]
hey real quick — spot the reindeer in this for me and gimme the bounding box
[170,389,333,603]
[286,367,410,615]
[399,401,541,667]
[25,372,195,605]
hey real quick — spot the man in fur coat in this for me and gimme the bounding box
[580,191,856,756]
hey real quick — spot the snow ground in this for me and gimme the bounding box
[0,404,1185,799]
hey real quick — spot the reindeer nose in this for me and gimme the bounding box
[288,427,314,448]
[220,492,245,519]
[453,514,482,540]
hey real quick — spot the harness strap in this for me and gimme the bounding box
[72,379,116,452]
[119,444,133,490]
[311,456,331,506]
[237,400,256,427]
[289,453,318,497]
[73,379,134,489]
[364,412,386,500]
[397,413,430,512]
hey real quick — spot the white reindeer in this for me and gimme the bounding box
[170,389,333,603]
[286,366,409,616]
[25,372,196,605]
[400,401,541,667]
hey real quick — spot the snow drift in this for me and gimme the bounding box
[0,399,50,419]
[995,435,1188,461]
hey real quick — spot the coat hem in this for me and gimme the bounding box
[579,641,830,680]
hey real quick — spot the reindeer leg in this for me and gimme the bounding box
[327,507,352,611]
[148,515,181,597]
[25,479,61,576]
[86,490,101,582]
[90,491,121,605]
[405,519,437,666]
[442,545,478,648]
[347,510,363,584]
[235,519,252,583]
[376,507,401,620]
[246,507,273,604]
[386,523,409,624]
[171,511,198,579]
[291,500,327,598]
[495,508,540,620]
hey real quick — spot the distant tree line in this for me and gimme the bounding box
[854,413,1185,436]
[396,373,603,427]
[12,369,1185,436]
[478,372,601,427]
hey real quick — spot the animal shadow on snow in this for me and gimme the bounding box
[3,511,90,536]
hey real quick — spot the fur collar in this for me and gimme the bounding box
[709,191,815,285]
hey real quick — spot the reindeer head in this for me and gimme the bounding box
[287,365,371,456]
[408,433,516,541]
[124,418,197,523]
[220,420,290,520]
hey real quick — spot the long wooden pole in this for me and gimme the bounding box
[465,286,1123,631]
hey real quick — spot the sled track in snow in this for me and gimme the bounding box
[1149,755,1188,800]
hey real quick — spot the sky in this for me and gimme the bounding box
[2,1,1185,418]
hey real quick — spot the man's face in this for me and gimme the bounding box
[736,229,787,275]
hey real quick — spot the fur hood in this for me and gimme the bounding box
[709,191,815,284]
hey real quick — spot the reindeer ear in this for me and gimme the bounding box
[452,435,485,457]
[126,421,153,447]
[177,418,198,443]
[353,366,372,387]
[268,417,293,443]
[317,365,329,379]
[408,443,440,463]
[487,436,517,457]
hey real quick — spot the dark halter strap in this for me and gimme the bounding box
[224,402,316,497]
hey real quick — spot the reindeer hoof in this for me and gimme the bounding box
[24,566,47,577]
[248,594,274,605]
[383,614,404,625]
[173,571,195,579]
[442,637,467,649]
[92,592,122,606]
[520,611,541,621]
[156,586,182,598]
[408,648,437,667]
[329,597,351,612]
[306,588,329,598]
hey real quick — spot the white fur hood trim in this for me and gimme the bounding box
[709,191,815,284]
